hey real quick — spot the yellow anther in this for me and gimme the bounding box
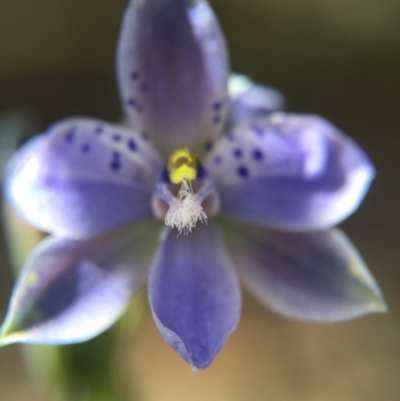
[167,148,198,184]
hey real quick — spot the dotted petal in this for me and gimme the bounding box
[117,0,229,156]
[205,113,375,231]
[5,118,163,238]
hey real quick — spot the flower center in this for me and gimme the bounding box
[164,148,207,235]
[152,148,220,236]
[167,148,197,184]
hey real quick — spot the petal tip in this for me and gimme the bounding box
[152,312,219,370]
[347,297,389,321]
[369,296,389,315]
[0,327,24,347]
[151,302,236,370]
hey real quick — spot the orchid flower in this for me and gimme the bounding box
[0,0,387,370]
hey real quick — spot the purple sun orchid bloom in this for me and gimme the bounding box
[0,0,387,370]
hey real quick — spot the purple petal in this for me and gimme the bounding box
[5,118,162,239]
[206,113,375,231]
[228,74,285,126]
[223,221,387,322]
[117,0,229,156]
[148,223,241,370]
[0,222,159,345]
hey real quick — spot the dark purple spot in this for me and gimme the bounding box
[140,83,149,92]
[161,168,171,183]
[204,140,213,151]
[128,138,137,151]
[65,128,76,142]
[213,101,222,110]
[233,148,243,158]
[237,166,249,178]
[128,100,143,112]
[252,149,264,161]
[82,144,90,153]
[95,126,103,135]
[113,133,122,142]
[213,155,222,164]
[213,116,221,125]
[127,98,137,107]
[252,125,264,136]
[130,71,140,80]
[197,162,207,179]
[110,161,121,171]
[113,151,121,160]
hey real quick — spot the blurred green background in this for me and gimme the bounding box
[0,0,400,400]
